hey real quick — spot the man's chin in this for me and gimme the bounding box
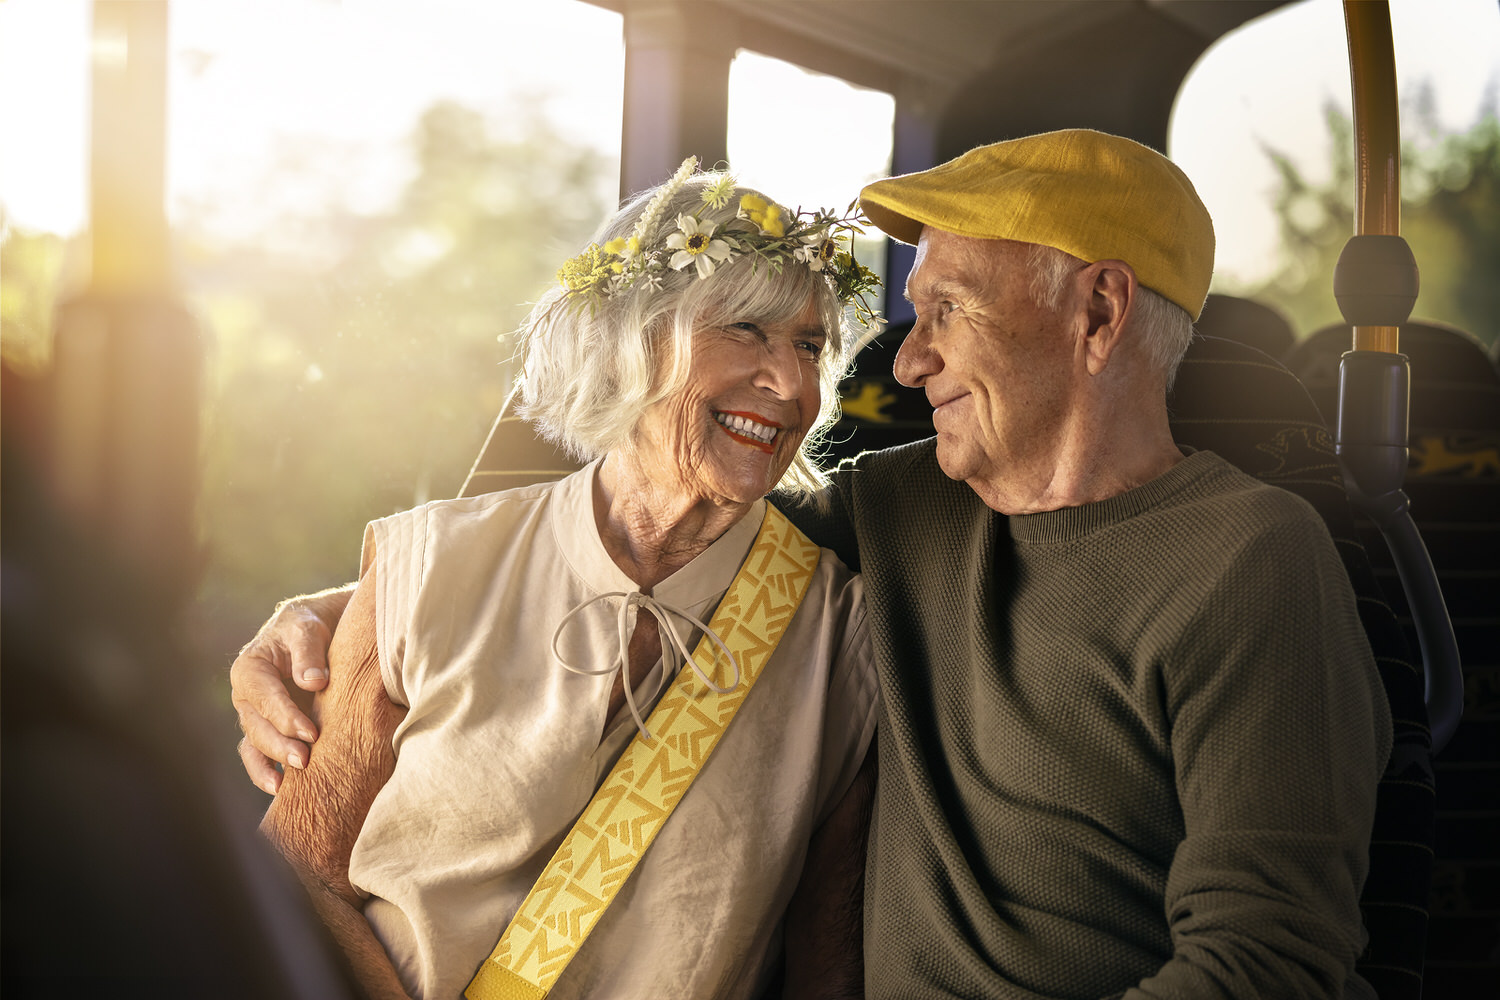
[932,439,974,482]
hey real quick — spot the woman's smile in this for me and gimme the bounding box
[713,410,782,452]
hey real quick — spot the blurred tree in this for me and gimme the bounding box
[0,215,82,377]
[191,101,612,637]
[1249,93,1500,347]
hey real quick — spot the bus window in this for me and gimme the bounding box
[166,0,626,645]
[1169,0,1500,338]
[727,49,894,298]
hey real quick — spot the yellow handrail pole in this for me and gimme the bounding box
[90,0,170,296]
[1343,0,1401,354]
[1338,1,1462,755]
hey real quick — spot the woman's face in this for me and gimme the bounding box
[631,296,827,507]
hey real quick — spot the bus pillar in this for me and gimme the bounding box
[620,1,735,198]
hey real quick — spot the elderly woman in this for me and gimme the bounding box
[250,160,882,1000]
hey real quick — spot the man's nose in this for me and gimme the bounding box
[893,321,937,388]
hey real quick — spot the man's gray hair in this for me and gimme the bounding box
[1024,243,1194,389]
[512,174,856,496]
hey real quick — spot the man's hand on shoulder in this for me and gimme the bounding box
[231,584,356,794]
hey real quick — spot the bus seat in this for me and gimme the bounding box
[1287,321,1500,994]
[1168,334,1435,1000]
[1281,320,1498,659]
[1195,293,1298,359]
[456,333,1442,995]
[458,412,581,498]
[1283,320,1500,424]
[826,320,934,463]
[833,328,1439,995]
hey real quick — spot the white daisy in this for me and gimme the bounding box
[796,233,842,272]
[666,214,734,278]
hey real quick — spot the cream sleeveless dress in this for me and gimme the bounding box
[347,461,877,999]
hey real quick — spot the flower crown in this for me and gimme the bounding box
[554,156,883,328]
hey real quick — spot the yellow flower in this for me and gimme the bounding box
[736,193,786,236]
[602,235,640,258]
[556,243,616,291]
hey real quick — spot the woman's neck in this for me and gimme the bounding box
[593,453,754,591]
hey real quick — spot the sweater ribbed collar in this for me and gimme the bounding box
[1006,448,1220,545]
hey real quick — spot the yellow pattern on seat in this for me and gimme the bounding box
[465,505,820,1000]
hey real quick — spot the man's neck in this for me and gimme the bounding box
[968,401,1184,516]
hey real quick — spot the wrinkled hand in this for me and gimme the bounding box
[231,586,353,794]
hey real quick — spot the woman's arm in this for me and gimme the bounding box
[782,745,876,1000]
[260,560,410,1000]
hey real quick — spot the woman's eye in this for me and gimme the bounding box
[796,340,824,359]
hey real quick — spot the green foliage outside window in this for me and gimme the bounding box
[1243,94,1500,348]
[187,102,611,643]
[0,221,76,377]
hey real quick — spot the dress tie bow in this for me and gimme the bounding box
[551,591,741,741]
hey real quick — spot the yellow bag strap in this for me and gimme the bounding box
[465,504,820,1000]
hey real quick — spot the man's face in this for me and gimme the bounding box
[894,229,1081,489]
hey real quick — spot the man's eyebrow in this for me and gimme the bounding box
[905,278,976,305]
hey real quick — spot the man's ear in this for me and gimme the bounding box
[1081,260,1137,376]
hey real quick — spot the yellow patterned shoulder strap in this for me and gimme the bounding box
[465,504,820,1000]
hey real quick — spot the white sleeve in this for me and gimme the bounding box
[365,505,430,708]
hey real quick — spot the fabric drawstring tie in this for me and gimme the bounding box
[551,591,741,742]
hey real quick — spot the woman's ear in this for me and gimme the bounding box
[1081,259,1137,376]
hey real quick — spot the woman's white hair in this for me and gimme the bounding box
[512,173,864,496]
[1024,243,1194,389]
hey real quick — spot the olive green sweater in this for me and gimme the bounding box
[783,443,1390,999]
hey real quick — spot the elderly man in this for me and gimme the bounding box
[783,130,1391,999]
[233,130,1390,999]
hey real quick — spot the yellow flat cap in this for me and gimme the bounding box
[860,129,1215,320]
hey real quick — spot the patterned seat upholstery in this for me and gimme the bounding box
[1169,334,1434,999]
[1285,320,1500,427]
[1286,321,1499,996]
[825,320,926,464]
[1195,293,1297,359]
